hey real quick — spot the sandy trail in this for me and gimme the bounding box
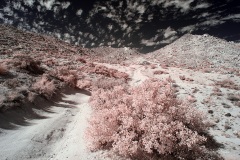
[0,90,100,160]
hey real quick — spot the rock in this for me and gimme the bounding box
[222,103,231,108]
[208,110,214,114]
[225,113,231,117]
[140,61,150,65]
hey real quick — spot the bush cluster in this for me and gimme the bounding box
[87,78,208,159]
[32,75,56,99]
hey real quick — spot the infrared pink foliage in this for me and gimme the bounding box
[32,75,56,99]
[86,78,207,158]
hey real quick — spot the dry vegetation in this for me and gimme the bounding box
[214,79,240,90]
[87,78,221,159]
[1,25,239,160]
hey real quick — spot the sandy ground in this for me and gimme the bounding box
[0,88,126,160]
[0,59,240,160]
[0,90,89,160]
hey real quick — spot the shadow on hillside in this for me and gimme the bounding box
[0,87,91,130]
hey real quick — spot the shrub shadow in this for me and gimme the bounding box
[0,87,90,129]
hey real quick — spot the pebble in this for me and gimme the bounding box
[208,110,214,114]
[225,113,231,117]
[223,104,231,108]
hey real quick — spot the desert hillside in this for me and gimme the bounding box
[0,25,240,160]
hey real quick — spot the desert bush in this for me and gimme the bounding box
[76,57,87,63]
[179,75,194,82]
[215,79,240,90]
[6,91,24,102]
[32,75,56,99]
[92,77,127,90]
[76,79,92,90]
[227,93,240,107]
[150,64,157,69]
[153,70,168,75]
[27,91,37,102]
[12,55,44,74]
[3,78,20,88]
[93,65,129,80]
[211,87,223,96]
[0,91,24,111]
[80,64,129,80]
[179,75,186,80]
[51,66,78,86]
[227,94,240,101]
[87,78,208,159]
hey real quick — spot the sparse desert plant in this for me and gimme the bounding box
[76,57,87,63]
[51,66,78,86]
[150,64,157,69]
[186,77,194,81]
[3,78,20,88]
[227,93,240,107]
[202,68,212,73]
[32,75,56,99]
[192,88,199,93]
[27,91,37,102]
[87,78,208,159]
[179,75,186,80]
[211,87,223,96]
[179,75,194,81]
[92,77,127,90]
[13,55,44,74]
[0,91,24,111]
[6,91,24,102]
[85,64,129,80]
[76,79,92,90]
[153,70,168,75]
[215,79,240,90]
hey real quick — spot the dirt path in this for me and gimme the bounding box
[0,90,99,160]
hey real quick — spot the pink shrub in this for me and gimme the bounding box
[211,87,223,96]
[12,55,44,74]
[153,70,168,75]
[215,79,240,90]
[32,75,56,99]
[52,66,78,86]
[179,75,186,80]
[150,64,157,69]
[76,79,92,90]
[79,63,96,73]
[93,65,129,80]
[87,78,208,159]
[76,56,87,63]
[81,64,129,80]
[92,77,127,90]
